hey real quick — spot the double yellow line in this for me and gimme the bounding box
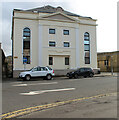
[1,92,116,119]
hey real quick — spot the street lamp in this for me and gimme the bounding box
[111,56,113,76]
[22,53,27,71]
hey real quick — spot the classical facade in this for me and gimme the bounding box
[12,5,97,77]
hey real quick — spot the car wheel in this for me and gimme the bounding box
[84,76,87,78]
[89,73,94,77]
[47,74,52,80]
[25,75,31,81]
[74,74,78,79]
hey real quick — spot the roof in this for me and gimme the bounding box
[14,5,92,19]
[97,51,119,55]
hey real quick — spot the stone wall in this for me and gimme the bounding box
[97,51,119,72]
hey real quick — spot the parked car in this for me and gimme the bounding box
[19,66,55,80]
[66,67,94,79]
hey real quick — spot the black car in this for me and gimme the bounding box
[66,67,94,79]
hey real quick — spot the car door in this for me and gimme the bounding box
[31,67,41,77]
[78,68,85,76]
[40,67,48,76]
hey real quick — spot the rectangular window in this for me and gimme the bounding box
[104,60,108,66]
[23,37,30,41]
[49,41,56,47]
[49,57,53,65]
[84,51,90,57]
[84,44,90,51]
[84,51,90,64]
[63,30,69,35]
[84,41,89,44]
[23,32,30,37]
[85,57,90,64]
[84,36,89,40]
[23,41,30,49]
[49,29,55,34]
[64,42,70,47]
[65,57,69,65]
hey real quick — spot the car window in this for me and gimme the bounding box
[41,67,47,71]
[33,67,38,71]
[80,68,85,72]
[37,67,41,71]
[86,68,91,71]
[47,66,52,70]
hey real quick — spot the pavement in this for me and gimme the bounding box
[94,72,119,77]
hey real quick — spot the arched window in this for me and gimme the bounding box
[23,27,30,64]
[84,32,90,64]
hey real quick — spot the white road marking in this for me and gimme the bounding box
[68,79,80,81]
[20,88,76,95]
[11,82,23,84]
[12,84,28,86]
[12,82,58,87]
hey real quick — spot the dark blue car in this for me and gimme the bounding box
[66,67,94,79]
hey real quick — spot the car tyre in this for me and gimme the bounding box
[25,75,31,81]
[89,73,94,77]
[74,74,78,79]
[47,74,52,80]
[84,76,87,78]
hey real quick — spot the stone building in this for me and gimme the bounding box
[12,5,98,77]
[97,51,119,72]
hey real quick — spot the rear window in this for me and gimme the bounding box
[47,66,52,70]
[80,68,85,72]
[85,68,92,71]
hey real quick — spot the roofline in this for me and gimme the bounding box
[13,9,96,21]
[13,6,96,20]
[97,51,119,54]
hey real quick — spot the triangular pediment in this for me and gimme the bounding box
[40,12,78,22]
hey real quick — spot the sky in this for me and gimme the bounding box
[0,0,118,56]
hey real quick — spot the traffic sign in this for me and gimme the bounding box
[23,57,27,63]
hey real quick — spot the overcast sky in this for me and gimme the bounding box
[0,0,118,56]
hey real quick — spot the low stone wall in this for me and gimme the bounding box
[13,70,24,78]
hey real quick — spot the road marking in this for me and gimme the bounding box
[12,82,58,87]
[1,92,116,119]
[20,88,76,95]
[11,82,23,84]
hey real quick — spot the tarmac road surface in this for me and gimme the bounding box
[2,76,117,118]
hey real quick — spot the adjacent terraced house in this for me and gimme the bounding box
[12,5,97,77]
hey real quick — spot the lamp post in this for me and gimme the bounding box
[22,53,27,71]
[111,56,113,76]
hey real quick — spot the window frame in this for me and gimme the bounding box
[65,57,69,65]
[49,57,53,65]
[84,32,90,64]
[64,42,70,47]
[23,27,31,64]
[49,29,55,34]
[63,30,69,35]
[49,41,56,47]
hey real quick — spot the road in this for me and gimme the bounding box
[2,76,117,118]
